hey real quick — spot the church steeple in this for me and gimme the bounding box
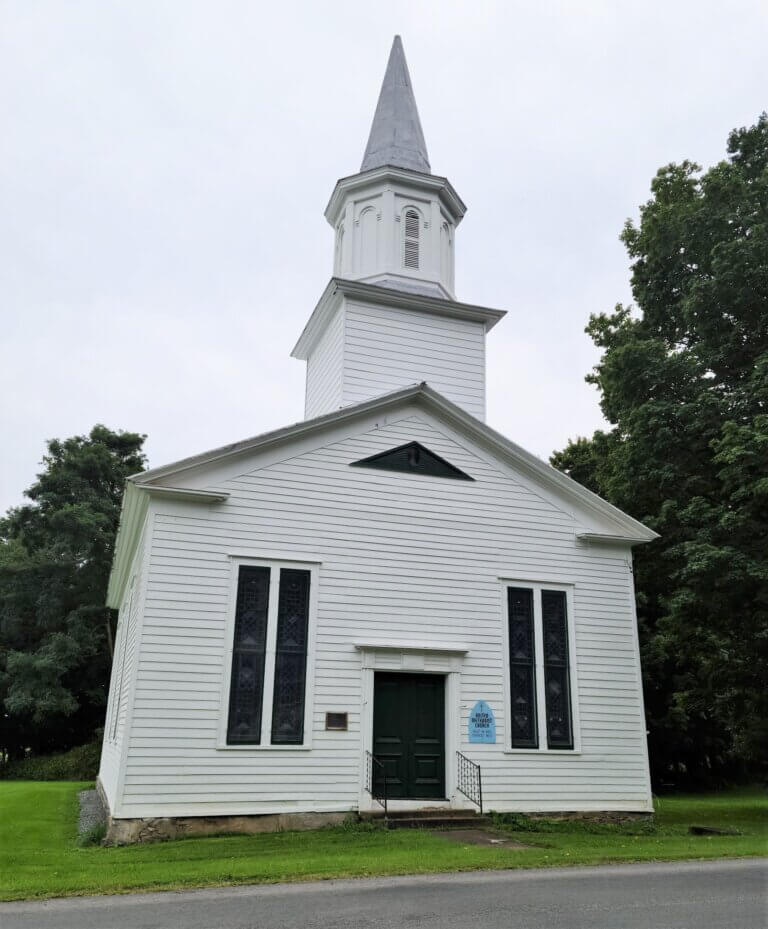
[293,37,505,424]
[323,36,465,300]
[361,36,430,175]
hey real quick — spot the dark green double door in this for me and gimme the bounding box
[372,672,445,799]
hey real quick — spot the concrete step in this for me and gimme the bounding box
[362,808,480,820]
[387,815,493,830]
[383,808,477,820]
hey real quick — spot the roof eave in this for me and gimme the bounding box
[105,483,148,609]
[415,386,660,544]
[131,382,427,487]
[106,484,230,608]
[576,531,660,546]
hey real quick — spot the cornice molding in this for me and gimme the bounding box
[291,277,506,360]
[576,532,653,546]
[141,485,229,504]
[325,166,466,226]
[354,640,469,655]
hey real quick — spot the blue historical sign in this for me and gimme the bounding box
[468,700,496,743]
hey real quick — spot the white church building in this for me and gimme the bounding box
[99,37,657,842]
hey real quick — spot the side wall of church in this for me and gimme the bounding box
[98,520,149,813]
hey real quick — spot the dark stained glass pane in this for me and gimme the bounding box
[271,569,311,744]
[542,590,573,749]
[508,587,538,748]
[227,566,270,744]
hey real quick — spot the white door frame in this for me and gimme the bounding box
[354,640,471,812]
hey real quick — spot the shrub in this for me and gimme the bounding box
[76,823,106,848]
[0,740,100,781]
[334,814,388,832]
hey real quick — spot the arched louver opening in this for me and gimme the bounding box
[403,209,420,269]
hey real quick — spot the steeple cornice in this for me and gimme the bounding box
[291,278,506,361]
[324,165,466,228]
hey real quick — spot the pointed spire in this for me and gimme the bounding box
[361,36,430,174]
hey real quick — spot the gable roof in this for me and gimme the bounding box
[107,383,658,606]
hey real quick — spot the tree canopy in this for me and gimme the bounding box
[552,115,768,786]
[0,426,145,758]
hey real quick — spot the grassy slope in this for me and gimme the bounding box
[0,782,765,901]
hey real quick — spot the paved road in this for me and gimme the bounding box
[1,858,765,929]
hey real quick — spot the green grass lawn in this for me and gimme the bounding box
[0,782,765,901]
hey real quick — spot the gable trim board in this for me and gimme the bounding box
[107,383,656,609]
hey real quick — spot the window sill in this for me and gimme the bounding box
[216,743,314,752]
[503,748,582,756]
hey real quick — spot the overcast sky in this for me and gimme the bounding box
[1,1,766,513]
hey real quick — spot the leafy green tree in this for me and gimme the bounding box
[552,115,768,786]
[0,426,146,758]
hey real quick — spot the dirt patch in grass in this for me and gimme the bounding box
[430,828,537,849]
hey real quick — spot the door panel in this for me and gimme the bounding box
[373,672,445,799]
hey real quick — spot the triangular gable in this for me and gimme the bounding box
[350,441,474,481]
[109,383,658,606]
[128,383,657,543]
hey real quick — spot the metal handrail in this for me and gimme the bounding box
[365,750,388,817]
[456,751,483,814]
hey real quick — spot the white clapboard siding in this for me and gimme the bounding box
[98,529,147,810]
[304,306,344,419]
[302,301,487,421]
[341,302,486,419]
[116,413,652,818]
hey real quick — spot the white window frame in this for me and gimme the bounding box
[499,578,582,754]
[217,556,320,751]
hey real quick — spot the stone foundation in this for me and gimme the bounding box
[94,776,653,845]
[522,810,654,825]
[104,809,350,845]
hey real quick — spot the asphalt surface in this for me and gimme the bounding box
[1,858,765,929]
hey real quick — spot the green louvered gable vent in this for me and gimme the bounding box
[350,441,473,481]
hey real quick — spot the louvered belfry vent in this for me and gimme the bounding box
[350,441,473,480]
[403,209,420,268]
